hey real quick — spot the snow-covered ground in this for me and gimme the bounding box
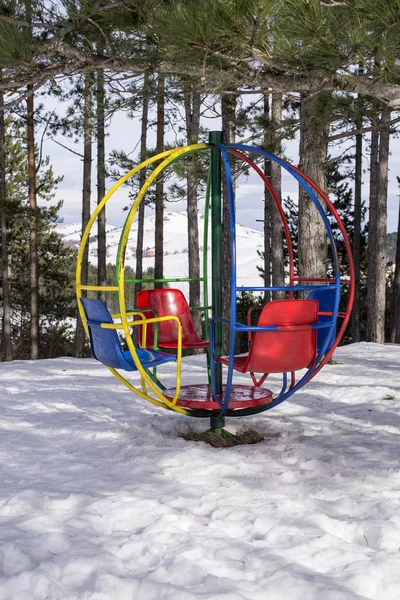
[0,342,399,600]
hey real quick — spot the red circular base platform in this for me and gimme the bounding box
[164,384,273,410]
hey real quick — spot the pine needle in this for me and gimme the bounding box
[182,425,265,448]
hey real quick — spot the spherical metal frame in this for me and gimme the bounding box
[76,140,354,420]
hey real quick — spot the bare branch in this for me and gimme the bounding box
[51,138,84,159]
[87,18,111,49]
[329,116,400,142]
[36,109,56,175]
[325,149,351,167]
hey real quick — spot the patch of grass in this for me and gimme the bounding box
[183,425,265,448]
[328,359,342,365]
[383,394,395,400]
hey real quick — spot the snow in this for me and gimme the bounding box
[0,342,399,599]
[56,211,265,295]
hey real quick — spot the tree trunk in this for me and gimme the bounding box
[366,115,380,342]
[263,94,272,303]
[24,0,39,362]
[76,74,93,357]
[154,74,164,289]
[221,93,236,352]
[367,108,390,343]
[298,92,329,281]
[184,85,202,339]
[135,73,150,298]
[27,84,39,359]
[0,84,12,360]
[97,67,107,304]
[351,116,363,342]
[270,93,285,297]
[390,197,400,343]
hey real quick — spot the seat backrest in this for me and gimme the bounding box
[137,289,199,346]
[80,298,126,369]
[245,299,318,373]
[307,288,336,353]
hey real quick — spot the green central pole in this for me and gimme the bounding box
[209,131,224,432]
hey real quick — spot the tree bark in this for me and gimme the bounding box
[263,94,272,303]
[367,108,390,343]
[135,73,150,298]
[135,73,149,298]
[0,84,12,360]
[76,74,93,357]
[221,93,236,352]
[351,116,363,342]
[27,84,39,359]
[184,85,201,338]
[270,93,285,297]
[25,0,39,360]
[366,115,380,342]
[154,73,164,289]
[298,92,329,282]
[97,67,106,304]
[390,197,400,343]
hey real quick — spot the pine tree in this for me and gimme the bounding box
[390,181,400,343]
[183,78,202,338]
[352,110,363,342]
[96,65,107,304]
[259,93,285,300]
[270,93,285,298]
[298,92,330,282]
[24,0,40,358]
[3,0,400,113]
[262,93,272,302]
[327,158,368,341]
[367,106,390,343]
[76,72,94,358]
[0,114,76,359]
[135,73,151,299]
[154,73,165,289]
[221,93,236,352]
[0,79,12,360]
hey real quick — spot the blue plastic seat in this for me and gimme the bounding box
[80,298,177,371]
[307,288,336,354]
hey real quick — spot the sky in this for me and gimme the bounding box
[41,95,400,234]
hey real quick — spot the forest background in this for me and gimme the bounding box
[0,0,400,362]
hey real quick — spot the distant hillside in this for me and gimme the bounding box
[387,232,397,264]
[56,217,399,282]
[55,210,265,294]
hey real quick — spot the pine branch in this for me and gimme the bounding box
[2,1,400,111]
[0,15,54,28]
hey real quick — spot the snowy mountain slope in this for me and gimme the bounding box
[56,210,265,291]
[0,342,399,599]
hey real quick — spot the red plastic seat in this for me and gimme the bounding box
[217,299,318,374]
[137,289,210,350]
